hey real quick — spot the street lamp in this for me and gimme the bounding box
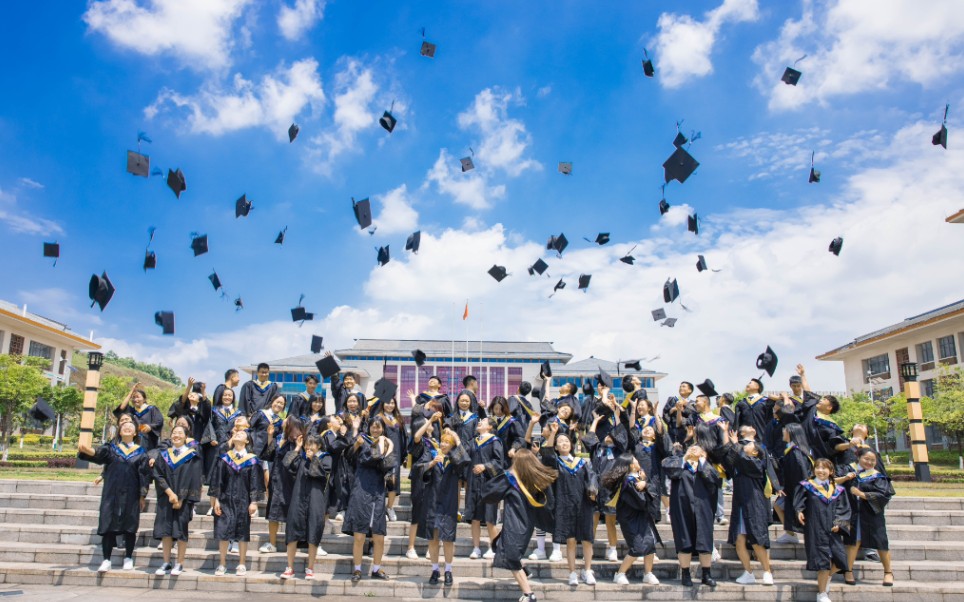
[75,352,104,470]
[900,361,931,482]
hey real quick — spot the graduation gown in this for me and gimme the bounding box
[800,398,846,461]
[583,430,625,515]
[408,437,433,527]
[284,449,333,545]
[114,404,164,451]
[779,444,813,532]
[211,407,243,452]
[341,437,395,537]
[209,450,265,541]
[792,479,851,571]
[508,394,541,432]
[330,374,366,413]
[610,475,661,557]
[661,397,695,445]
[151,446,203,540]
[721,443,771,548]
[79,442,150,536]
[301,413,326,437]
[662,454,720,554]
[464,434,504,524]
[239,380,278,417]
[481,471,554,572]
[261,437,297,522]
[378,413,407,494]
[541,449,597,543]
[630,439,665,523]
[287,392,318,422]
[493,415,526,455]
[417,444,471,541]
[734,395,775,449]
[322,429,351,513]
[850,468,894,551]
[248,409,282,459]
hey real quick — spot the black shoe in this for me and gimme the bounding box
[371,569,390,581]
[429,570,440,585]
[351,570,362,583]
[444,571,453,585]
[680,568,693,587]
[701,567,716,588]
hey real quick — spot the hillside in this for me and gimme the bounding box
[69,352,178,391]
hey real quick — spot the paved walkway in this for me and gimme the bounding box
[0,584,460,602]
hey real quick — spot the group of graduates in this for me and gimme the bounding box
[76,359,896,602]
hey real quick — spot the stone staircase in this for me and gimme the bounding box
[0,479,962,600]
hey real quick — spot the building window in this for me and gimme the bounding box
[916,341,935,371]
[507,367,522,396]
[28,341,53,362]
[641,377,655,388]
[399,366,416,411]
[8,334,24,356]
[922,379,936,398]
[938,335,957,364]
[863,353,890,380]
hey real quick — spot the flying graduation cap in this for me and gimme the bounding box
[377,245,390,266]
[829,236,844,256]
[641,48,655,77]
[663,278,679,303]
[316,355,340,379]
[528,258,549,276]
[291,294,314,324]
[651,308,667,321]
[419,27,436,57]
[310,335,324,354]
[288,123,300,143]
[167,168,186,198]
[546,233,568,256]
[584,232,610,245]
[933,104,949,149]
[88,272,116,311]
[809,151,821,183]
[696,254,720,272]
[352,197,372,230]
[209,271,222,291]
[379,101,397,133]
[623,359,642,372]
[29,398,56,423]
[190,234,208,257]
[235,194,253,218]
[756,345,778,377]
[620,245,637,265]
[661,318,677,327]
[781,54,806,86]
[688,213,699,235]
[234,297,244,311]
[143,250,156,271]
[405,230,421,253]
[412,349,427,366]
[558,162,573,175]
[663,146,700,184]
[43,242,59,266]
[154,311,175,335]
[275,227,287,245]
[488,265,508,282]
[696,379,718,397]
[550,278,566,297]
[126,150,150,177]
[578,274,591,291]
[373,377,398,404]
[460,156,475,172]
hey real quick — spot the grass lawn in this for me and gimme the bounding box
[0,467,101,482]
[893,482,964,497]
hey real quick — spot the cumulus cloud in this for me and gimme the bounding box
[652,0,760,89]
[753,0,964,110]
[83,0,251,71]
[0,186,63,236]
[424,150,507,210]
[456,87,540,177]
[278,0,325,41]
[372,184,419,235]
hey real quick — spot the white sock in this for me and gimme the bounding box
[354,564,361,572]
[432,563,439,571]
[536,534,545,552]
[372,564,380,572]
[445,563,452,572]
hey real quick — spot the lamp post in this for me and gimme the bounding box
[901,361,931,482]
[75,352,103,470]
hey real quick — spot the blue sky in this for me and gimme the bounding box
[3,0,964,393]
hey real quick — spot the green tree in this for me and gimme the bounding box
[928,367,964,454]
[44,384,84,448]
[0,355,52,460]
[836,391,912,454]
[91,374,181,444]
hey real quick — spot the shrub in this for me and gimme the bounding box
[0,461,47,468]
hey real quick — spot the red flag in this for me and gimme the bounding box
[462,301,469,320]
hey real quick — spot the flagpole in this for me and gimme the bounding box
[450,302,455,395]
[464,298,469,376]
[480,301,485,400]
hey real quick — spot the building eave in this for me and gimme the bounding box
[0,307,101,351]
[946,208,964,224]
[817,303,964,361]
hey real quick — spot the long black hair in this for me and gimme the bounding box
[784,422,812,456]
[600,452,638,493]
[693,422,721,453]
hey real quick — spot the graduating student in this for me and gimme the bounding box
[465,417,504,560]
[837,423,888,475]
[490,396,526,458]
[316,414,347,556]
[212,369,240,409]
[601,453,661,586]
[151,425,203,576]
[343,417,395,582]
[418,430,471,585]
[508,381,540,431]
[734,379,776,451]
[662,382,696,446]
[406,403,444,559]
[260,418,302,554]
[447,392,484,448]
[169,377,214,475]
[662,444,721,587]
[209,430,265,576]
[793,458,851,602]
[583,395,628,562]
[843,448,895,587]
[375,395,407,521]
[540,423,599,586]
[78,420,150,573]
[481,449,557,602]
[414,375,451,417]
[774,422,814,544]
[717,393,737,426]
[459,374,481,412]
[333,395,365,519]
[328,355,366,412]
[211,388,243,456]
[250,395,286,459]
[543,399,578,437]
[288,374,321,421]
[301,394,327,436]
[631,424,668,526]
[800,394,847,461]
[239,363,278,417]
[281,433,333,580]
[113,383,164,451]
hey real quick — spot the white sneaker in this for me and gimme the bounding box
[228,542,239,554]
[762,571,774,586]
[548,549,563,562]
[259,542,276,553]
[122,557,134,571]
[736,570,756,585]
[171,563,184,576]
[469,547,481,560]
[568,571,579,586]
[335,512,344,521]
[317,546,328,556]
[97,559,112,573]
[405,548,418,559]
[528,549,547,561]
[155,562,172,576]
[214,565,226,576]
[387,508,397,521]
[715,517,729,525]
[156,541,163,550]
[775,533,799,544]
[605,546,618,562]
[483,549,495,559]
[425,549,431,559]
[206,507,214,516]
[581,569,596,585]
[613,572,630,585]
[816,593,831,602]
[642,572,660,585]
[712,547,722,562]
[236,565,247,576]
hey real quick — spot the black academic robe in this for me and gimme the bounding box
[719,405,737,427]
[779,444,814,533]
[341,437,395,537]
[735,395,776,449]
[458,388,480,413]
[301,413,326,437]
[330,374,366,413]
[799,396,846,461]
[261,438,297,522]
[416,391,451,418]
[493,416,526,454]
[721,443,771,548]
[792,479,851,571]
[630,433,669,522]
[662,454,721,554]
[584,429,627,515]
[417,444,471,541]
[79,442,150,536]
[611,475,661,557]
[541,449,597,543]
[211,407,243,452]
[481,471,554,572]
[377,413,407,494]
[508,394,541,432]
[168,397,212,444]
[464,434,504,524]
[239,380,278,417]
[662,396,695,445]
[248,409,282,458]
[284,449,333,545]
[287,392,319,421]
[151,447,203,540]
[408,437,431,527]
[322,429,351,513]
[113,404,164,451]
[209,450,265,541]
[850,469,894,551]
[837,444,889,477]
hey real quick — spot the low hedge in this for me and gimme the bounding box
[3,451,77,460]
[7,435,75,446]
[0,461,48,468]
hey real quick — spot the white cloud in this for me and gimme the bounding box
[83,0,252,72]
[16,288,102,329]
[145,58,325,139]
[0,187,63,236]
[457,87,540,177]
[753,0,964,110]
[278,0,325,41]
[18,178,44,190]
[652,0,760,89]
[536,86,552,98]
[372,184,418,235]
[424,150,506,210]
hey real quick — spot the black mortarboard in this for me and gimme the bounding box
[373,377,398,403]
[673,131,688,148]
[143,250,156,271]
[539,360,552,380]
[578,274,591,291]
[620,254,635,265]
[234,297,244,310]
[642,49,655,77]
[352,197,372,230]
[696,379,718,397]
[405,230,421,253]
[291,306,314,322]
[154,311,175,335]
[379,110,397,133]
[488,265,508,282]
[235,194,253,218]
[420,40,436,58]
[547,233,568,256]
[597,368,613,389]
[88,272,115,311]
[624,360,642,371]
[29,398,55,423]
[551,278,566,295]
[167,168,186,198]
[288,123,300,143]
[460,156,475,172]
[310,335,324,354]
[688,213,699,235]
[661,318,677,327]
[663,278,679,303]
[316,355,340,379]
[190,234,208,257]
[558,162,573,175]
[377,245,390,266]
[663,146,699,184]
[126,151,150,177]
[809,151,820,183]
[829,237,844,256]
[659,198,670,215]
[933,125,948,149]
[696,254,708,272]
[209,271,222,291]
[43,242,59,259]
[585,232,610,245]
[528,258,549,276]
[756,345,778,377]
[582,382,595,397]
[275,227,287,245]
[781,66,802,86]
[651,308,667,321]
[413,349,427,367]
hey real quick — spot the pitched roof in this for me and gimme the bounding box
[0,299,100,350]
[334,338,572,361]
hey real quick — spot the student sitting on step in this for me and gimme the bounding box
[208,430,265,576]
[151,425,203,576]
[280,433,333,580]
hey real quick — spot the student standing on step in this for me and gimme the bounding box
[334,396,365,520]
[662,444,720,587]
[300,394,327,436]
[260,418,302,554]
[406,404,444,559]
[152,425,203,576]
[465,417,504,560]
[793,458,851,602]
[113,383,164,451]
[170,377,214,479]
[490,396,526,459]
[250,394,285,490]
[79,420,150,573]
[843,448,895,587]
[601,453,660,586]
[209,430,265,576]
[280,433,332,580]
[419,429,471,586]
[288,375,321,421]
[239,363,278,417]
[774,422,813,545]
[583,400,627,563]
[375,395,407,522]
[211,388,242,457]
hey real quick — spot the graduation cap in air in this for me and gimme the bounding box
[539,360,552,380]
[209,271,222,292]
[558,162,573,175]
[673,131,688,148]
[661,318,677,327]
[143,250,156,271]
[527,258,549,276]
[642,48,655,77]
[546,233,568,256]
[235,194,253,218]
[624,360,642,372]
[663,147,700,184]
[379,108,397,133]
[275,227,287,245]
[596,368,613,389]
[405,230,421,253]
[288,123,300,143]
[190,234,208,257]
[933,104,949,149]
[413,349,427,367]
[154,311,175,335]
[377,245,390,266]
[29,398,55,423]
[234,297,244,311]
[291,306,314,323]
[167,168,186,198]
[126,150,150,177]
[696,255,708,272]
[373,377,398,403]
[619,253,636,265]
[550,278,566,297]
[43,242,59,266]
[696,379,718,397]
[809,151,821,183]
[651,308,667,321]
[756,345,778,377]
[420,40,436,58]
[316,355,340,379]
[310,335,324,354]
[488,265,508,282]
[460,156,475,172]
[578,274,591,291]
[88,272,115,311]
[585,232,610,245]
[663,278,679,303]
[688,213,699,235]
[782,67,802,86]
[352,197,372,230]
[829,236,844,256]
